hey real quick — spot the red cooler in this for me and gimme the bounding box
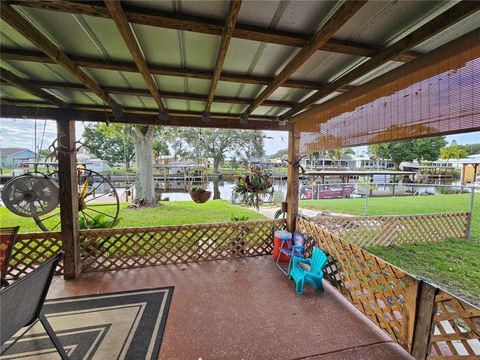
[273,230,292,261]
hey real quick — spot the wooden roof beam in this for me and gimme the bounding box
[0,47,353,92]
[245,1,367,114]
[0,3,121,112]
[105,0,165,112]
[0,79,296,108]
[0,104,284,130]
[283,1,480,119]
[205,0,241,113]
[9,0,417,63]
[0,67,68,108]
[10,54,342,93]
[1,99,278,120]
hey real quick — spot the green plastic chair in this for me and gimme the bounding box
[289,247,327,295]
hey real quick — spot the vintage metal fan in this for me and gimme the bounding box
[1,173,59,218]
[1,170,120,232]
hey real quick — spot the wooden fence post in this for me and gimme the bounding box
[400,276,420,352]
[286,124,299,232]
[410,281,438,360]
[57,118,81,279]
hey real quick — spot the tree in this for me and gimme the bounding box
[368,141,415,170]
[268,148,287,160]
[368,143,388,169]
[327,148,355,161]
[440,142,468,165]
[179,128,266,174]
[152,128,170,163]
[464,143,480,155]
[83,124,135,170]
[129,126,156,205]
[246,132,265,160]
[163,127,188,160]
[368,137,447,169]
[411,137,447,162]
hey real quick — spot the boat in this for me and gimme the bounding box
[300,185,354,200]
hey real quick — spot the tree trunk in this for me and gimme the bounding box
[213,180,221,200]
[130,126,156,205]
[213,157,222,174]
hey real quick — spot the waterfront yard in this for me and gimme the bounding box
[0,200,266,233]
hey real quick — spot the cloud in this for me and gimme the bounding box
[0,118,85,151]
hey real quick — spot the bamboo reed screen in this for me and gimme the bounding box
[296,46,480,154]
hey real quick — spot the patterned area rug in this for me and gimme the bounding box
[0,287,174,360]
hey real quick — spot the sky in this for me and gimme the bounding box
[0,118,478,156]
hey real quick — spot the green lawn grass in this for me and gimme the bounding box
[368,239,480,307]
[0,200,266,233]
[300,193,480,305]
[300,193,479,238]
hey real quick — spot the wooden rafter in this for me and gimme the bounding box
[0,3,120,112]
[283,1,480,119]
[0,79,296,108]
[1,99,278,121]
[205,0,242,113]
[9,0,418,63]
[245,1,367,114]
[1,104,284,131]
[0,47,353,92]
[105,0,165,112]
[0,68,68,108]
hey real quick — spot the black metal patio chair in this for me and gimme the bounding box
[0,252,69,359]
[0,226,20,287]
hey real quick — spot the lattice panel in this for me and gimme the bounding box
[428,290,480,359]
[296,217,416,345]
[80,219,285,272]
[5,232,63,279]
[310,212,469,248]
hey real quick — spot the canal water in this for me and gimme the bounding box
[155,180,288,202]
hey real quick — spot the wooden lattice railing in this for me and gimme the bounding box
[429,290,480,359]
[309,212,469,247]
[5,219,285,276]
[296,217,480,359]
[79,219,285,272]
[5,232,64,279]
[296,216,417,347]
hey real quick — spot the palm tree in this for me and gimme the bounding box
[327,148,355,167]
[440,142,468,165]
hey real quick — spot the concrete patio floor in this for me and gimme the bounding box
[48,256,413,360]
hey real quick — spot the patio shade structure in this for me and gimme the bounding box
[1,0,480,279]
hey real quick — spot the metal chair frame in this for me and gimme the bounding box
[0,252,69,359]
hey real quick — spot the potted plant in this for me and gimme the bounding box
[189,186,212,203]
[232,166,273,210]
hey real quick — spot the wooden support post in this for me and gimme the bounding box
[57,119,81,279]
[400,277,420,352]
[410,281,438,360]
[286,125,300,232]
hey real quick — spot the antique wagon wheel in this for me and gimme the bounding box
[32,169,120,231]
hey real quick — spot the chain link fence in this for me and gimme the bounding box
[298,182,478,240]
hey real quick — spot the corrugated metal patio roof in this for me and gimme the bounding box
[0,0,479,130]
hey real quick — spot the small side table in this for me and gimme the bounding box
[274,231,292,276]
